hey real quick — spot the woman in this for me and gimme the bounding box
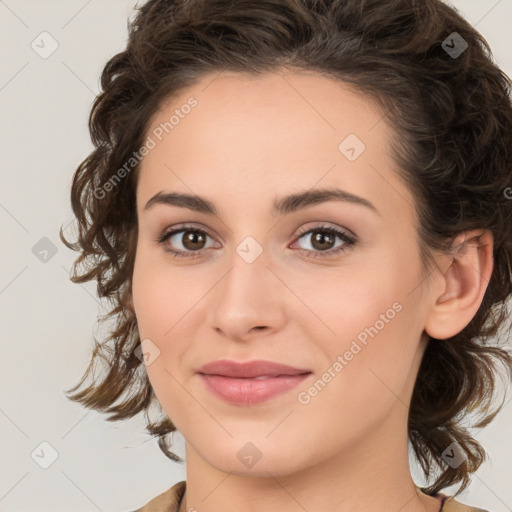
[60,0,512,510]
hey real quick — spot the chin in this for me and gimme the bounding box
[195,436,309,476]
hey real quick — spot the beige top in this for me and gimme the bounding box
[131,480,490,512]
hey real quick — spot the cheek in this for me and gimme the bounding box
[131,252,192,421]
[297,244,423,398]
[131,245,187,334]
[294,260,413,350]
[131,249,207,386]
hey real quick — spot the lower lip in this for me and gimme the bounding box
[198,373,311,405]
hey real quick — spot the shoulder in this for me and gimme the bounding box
[130,480,186,512]
[441,494,490,512]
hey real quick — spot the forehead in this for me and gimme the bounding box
[137,70,413,221]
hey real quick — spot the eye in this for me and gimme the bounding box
[155,225,218,259]
[155,223,356,259]
[291,224,356,259]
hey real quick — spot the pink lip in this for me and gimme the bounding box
[196,359,312,405]
[199,374,311,405]
[197,359,311,378]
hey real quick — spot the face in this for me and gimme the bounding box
[131,69,433,477]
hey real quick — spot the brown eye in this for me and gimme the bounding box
[157,226,216,258]
[181,230,207,250]
[293,225,356,258]
[309,230,336,251]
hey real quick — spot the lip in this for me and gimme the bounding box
[197,359,312,406]
[197,359,311,378]
[199,373,311,405]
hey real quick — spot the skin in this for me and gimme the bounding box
[129,69,493,512]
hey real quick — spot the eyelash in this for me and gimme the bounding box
[155,223,356,260]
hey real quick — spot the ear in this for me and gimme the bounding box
[424,229,494,340]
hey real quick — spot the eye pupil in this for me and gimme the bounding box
[311,231,335,250]
[183,231,206,250]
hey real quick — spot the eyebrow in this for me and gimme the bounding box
[143,188,380,217]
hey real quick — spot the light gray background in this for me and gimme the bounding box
[1,1,511,511]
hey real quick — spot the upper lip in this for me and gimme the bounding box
[197,359,312,378]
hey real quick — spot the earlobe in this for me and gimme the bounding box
[424,230,494,340]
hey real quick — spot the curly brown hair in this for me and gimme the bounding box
[60,0,512,496]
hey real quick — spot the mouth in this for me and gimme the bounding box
[198,372,312,405]
[197,359,311,379]
[196,359,312,405]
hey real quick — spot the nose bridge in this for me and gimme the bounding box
[209,232,285,337]
[220,235,271,305]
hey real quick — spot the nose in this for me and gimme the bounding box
[208,246,287,342]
